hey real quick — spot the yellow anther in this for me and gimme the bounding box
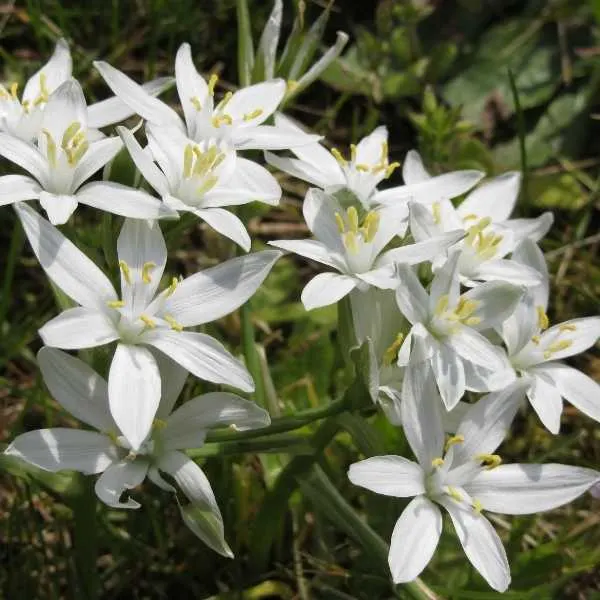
[343,230,358,253]
[183,144,194,178]
[559,323,577,332]
[66,140,89,165]
[153,418,167,430]
[355,163,370,172]
[243,108,263,121]
[432,202,442,225]
[190,96,202,111]
[456,297,478,319]
[107,300,125,309]
[350,144,357,163]
[330,147,347,166]
[476,453,502,470]
[0,87,8,99]
[447,487,462,502]
[207,73,219,95]
[215,91,233,111]
[140,314,156,329]
[334,211,345,233]
[462,213,478,222]
[164,314,184,332]
[544,339,573,359]
[166,277,179,297]
[473,499,484,514]
[444,434,464,452]
[385,162,400,178]
[465,317,482,326]
[196,175,219,196]
[380,141,389,163]
[536,306,549,331]
[382,332,405,366]
[466,217,492,244]
[119,260,132,285]
[362,211,380,243]
[434,294,449,316]
[142,261,156,284]
[61,121,82,149]
[531,335,541,345]
[21,100,31,113]
[41,129,57,167]
[211,114,233,128]
[9,82,18,99]
[431,457,444,468]
[347,206,359,233]
[37,73,49,102]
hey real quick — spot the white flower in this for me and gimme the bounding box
[394,250,522,409]
[16,202,281,448]
[1,38,173,142]
[348,347,600,591]
[266,116,484,210]
[498,240,600,433]
[404,151,552,286]
[5,347,270,557]
[118,123,281,251]
[93,43,320,151]
[0,79,174,224]
[269,188,464,310]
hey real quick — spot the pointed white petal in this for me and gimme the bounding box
[431,342,466,410]
[162,250,281,326]
[234,125,321,151]
[461,281,523,331]
[71,136,123,189]
[108,344,161,451]
[39,79,87,146]
[37,347,115,432]
[269,239,343,271]
[38,191,78,225]
[301,272,357,310]
[95,459,148,509]
[446,327,506,370]
[264,150,331,188]
[23,38,72,103]
[470,258,543,287]
[302,188,346,252]
[0,132,48,185]
[526,372,563,434]
[5,428,117,474]
[355,126,388,164]
[194,208,251,251]
[15,201,118,309]
[501,292,539,356]
[457,172,521,223]
[379,230,464,267]
[389,496,442,584]
[402,150,431,184]
[504,212,553,244]
[226,80,285,125]
[256,0,282,80]
[348,456,425,497]
[512,239,549,310]
[356,265,398,290]
[174,43,209,135]
[152,349,188,419]
[0,175,41,205]
[145,330,253,392]
[408,201,446,241]
[463,360,517,393]
[466,463,600,515]
[538,317,600,361]
[439,499,510,592]
[39,307,119,349]
[429,250,461,311]
[394,265,430,324]
[162,392,270,450]
[94,61,182,128]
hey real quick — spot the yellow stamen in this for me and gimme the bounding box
[447,487,462,502]
[41,129,57,167]
[536,306,549,331]
[330,148,347,166]
[531,335,541,345]
[380,141,388,164]
[142,261,156,284]
[355,163,370,172]
[476,453,502,470]
[61,121,81,149]
[456,297,478,319]
[243,108,263,121]
[140,314,156,329]
[350,144,357,163]
[385,162,400,178]
[431,457,444,468]
[164,314,184,332]
[434,294,449,316]
[183,144,194,178]
[211,114,233,127]
[9,82,18,99]
[559,323,577,332]
[473,499,483,514]
[190,96,202,111]
[382,332,405,366]
[66,140,89,165]
[215,91,233,111]
[207,73,219,96]
[462,213,478,222]
[343,230,358,253]
[544,339,573,359]
[362,211,380,243]
[37,73,49,104]
[107,300,125,309]
[196,175,219,196]
[444,434,464,452]
[21,100,31,114]
[464,316,482,326]
[347,206,359,233]
[432,202,442,225]
[335,211,345,233]
[119,260,132,285]
[166,277,179,297]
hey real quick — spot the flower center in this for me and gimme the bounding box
[330,140,399,179]
[430,294,480,336]
[464,217,503,261]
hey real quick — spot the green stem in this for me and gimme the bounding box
[187,433,311,458]
[508,68,528,213]
[240,301,267,408]
[0,219,24,329]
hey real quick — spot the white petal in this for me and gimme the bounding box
[470,258,543,287]
[457,172,521,223]
[162,249,281,327]
[0,175,41,205]
[39,307,119,349]
[39,79,87,145]
[145,330,253,392]
[162,392,270,450]
[526,372,563,434]
[256,0,282,80]
[429,250,461,311]
[5,428,116,474]
[512,239,549,310]
[39,191,78,225]
[301,272,357,310]
[394,265,430,324]
[466,463,600,515]
[93,61,182,128]
[501,292,539,356]
[174,43,209,135]
[194,208,251,251]
[95,459,148,509]
[463,360,517,393]
[117,218,167,317]
[409,201,445,241]
[446,327,506,370]
[536,362,600,424]
[0,132,48,185]
[355,126,388,164]
[378,230,464,267]
[23,38,72,103]
[538,317,600,361]
[431,341,466,410]
[461,281,523,331]
[269,239,343,271]
[37,347,115,432]
[348,456,425,497]
[389,496,442,584]
[152,349,188,419]
[504,212,553,244]
[234,125,320,151]
[402,150,431,184]
[71,136,123,190]
[439,499,510,592]
[264,150,331,188]
[226,80,285,125]
[302,188,346,250]
[108,343,161,450]
[15,201,117,309]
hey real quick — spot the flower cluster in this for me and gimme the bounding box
[2,9,599,592]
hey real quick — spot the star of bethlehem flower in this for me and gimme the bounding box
[1,38,173,142]
[16,202,281,449]
[5,347,270,557]
[269,188,465,310]
[118,123,281,251]
[394,250,522,409]
[348,344,600,592]
[405,150,553,286]
[265,115,485,210]
[94,43,320,151]
[0,79,175,224]
[497,239,600,433]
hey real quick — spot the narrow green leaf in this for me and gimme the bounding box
[236,0,255,86]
